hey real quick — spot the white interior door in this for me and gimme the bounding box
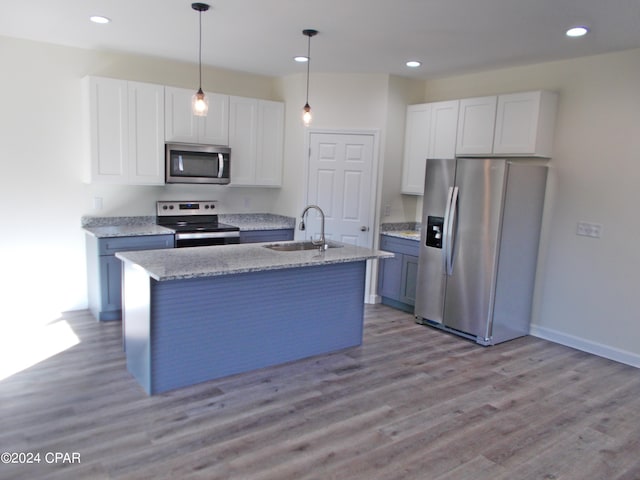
[306,131,376,247]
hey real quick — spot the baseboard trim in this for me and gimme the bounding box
[366,294,381,305]
[529,324,640,369]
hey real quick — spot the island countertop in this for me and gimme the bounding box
[116,241,393,281]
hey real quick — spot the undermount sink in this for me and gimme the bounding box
[263,241,342,252]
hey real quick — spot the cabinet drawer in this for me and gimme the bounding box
[240,229,294,243]
[380,235,419,256]
[99,234,174,255]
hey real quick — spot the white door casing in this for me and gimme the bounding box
[305,131,378,248]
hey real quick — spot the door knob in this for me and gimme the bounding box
[360,226,369,232]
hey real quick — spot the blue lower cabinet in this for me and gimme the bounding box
[378,235,419,313]
[239,229,294,243]
[123,261,367,394]
[86,234,174,321]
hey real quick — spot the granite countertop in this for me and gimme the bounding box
[82,213,296,238]
[116,241,393,281]
[83,224,175,238]
[380,222,421,241]
[82,216,173,238]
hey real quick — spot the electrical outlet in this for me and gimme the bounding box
[93,196,103,211]
[576,221,602,238]
[383,204,391,217]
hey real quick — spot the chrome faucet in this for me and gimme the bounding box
[299,205,326,250]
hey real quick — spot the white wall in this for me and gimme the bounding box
[380,75,426,224]
[273,73,424,223]
[273,73,390,220]
[422,48,640,366]
[0,36,281,325]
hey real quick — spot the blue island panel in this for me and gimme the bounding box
[131,261,366,394]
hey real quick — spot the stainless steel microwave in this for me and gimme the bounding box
[165,143,231,184]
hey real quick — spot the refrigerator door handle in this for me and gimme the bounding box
[445,186,459,275]
[442,186,455,273]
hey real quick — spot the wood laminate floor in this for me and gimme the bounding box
[1,305,639,480]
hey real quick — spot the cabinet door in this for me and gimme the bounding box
[255,100,285,186]
[128,81,165,184]
[378,254,403,300]
[84,76,128,183]
[455,96,497,155]
[99,234,175,255]
[229,96,258,185]
[164,86,199,143]
[199,93,230,145]
[401,104,431,195]
[101,255,123,314]
[493,90,557,157]
[240,229,294,243]
[165,86,229,145]
[428,100,459,159]
[400,254,419,305]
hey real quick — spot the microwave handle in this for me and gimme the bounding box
[218,153,224,178]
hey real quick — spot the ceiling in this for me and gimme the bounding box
[2,0,639,79]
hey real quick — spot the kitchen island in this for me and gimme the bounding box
[116,241,392,394]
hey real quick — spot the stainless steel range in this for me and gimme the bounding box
[156,200,240,247]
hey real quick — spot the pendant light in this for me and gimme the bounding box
[302,29,318,127]
[191,2,210,117]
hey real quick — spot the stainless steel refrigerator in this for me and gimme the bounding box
[414,158,547,345]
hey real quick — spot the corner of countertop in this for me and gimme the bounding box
[380,221,420,233]
[380,221,421,241]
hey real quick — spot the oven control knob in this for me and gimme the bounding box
[169,205,174,209]
[162,205,168,210]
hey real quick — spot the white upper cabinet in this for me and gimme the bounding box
[84,77,285,186]
[164,86,229,145]
[127,81,165,184]
[493,90,558,157]
[256,100,285,186]
[455,90,558,157]
[402,100,459,195]
[83,76,165,185]
[228,96,258,185]
[229,96,284,187]
[428,100,459,159]
[455,96,497,156]
[401,104,431,195]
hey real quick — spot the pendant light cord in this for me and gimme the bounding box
[305,34,311,104]
[198,10,203,89]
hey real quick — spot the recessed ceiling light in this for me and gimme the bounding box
[566,26,589,37]
[294,56,309,63]
[406,60,422,68]
[90,15,111,24]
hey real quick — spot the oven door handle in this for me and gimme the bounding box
[175,231,240,240]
